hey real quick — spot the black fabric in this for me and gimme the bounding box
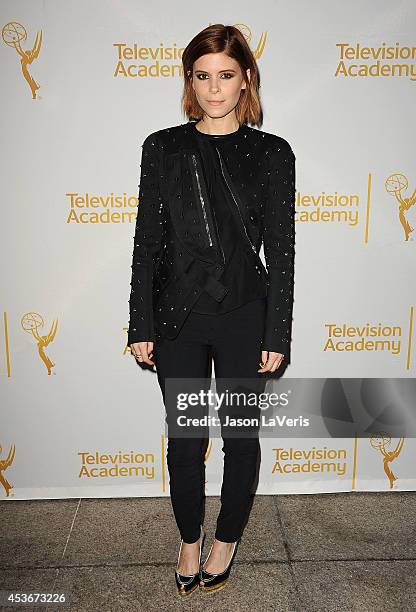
[127,120,296,358]
[192,132,268,314]
[154,297,267,542]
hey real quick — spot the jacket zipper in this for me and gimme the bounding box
[190,153,225,266]
[191,153,213,247]
[215,147,257,255]
[211,207,226,266]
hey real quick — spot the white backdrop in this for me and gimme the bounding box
[1,0,415,500]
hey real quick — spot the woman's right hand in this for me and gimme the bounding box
[130,341,155,366]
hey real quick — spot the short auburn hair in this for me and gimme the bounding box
[181,24,263,127]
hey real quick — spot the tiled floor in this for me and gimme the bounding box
[1,492,415,611]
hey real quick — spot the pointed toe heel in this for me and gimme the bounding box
[175,526,205,596]
[199,539,239,593]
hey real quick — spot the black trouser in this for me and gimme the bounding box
[153,296,268,543]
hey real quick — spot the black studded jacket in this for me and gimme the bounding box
[127,120,296,360]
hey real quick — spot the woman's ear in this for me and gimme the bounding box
[187,69,194,92]
[242,68,251,90]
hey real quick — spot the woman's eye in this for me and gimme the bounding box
[196,73,234,80]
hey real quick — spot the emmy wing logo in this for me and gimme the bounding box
[0,443,16,497]
[21,312,58,375]
[204,439,213,487]
[2,21,42,99]
[370,433,405,489]
[385,173,416,241]
[233,24,267,59]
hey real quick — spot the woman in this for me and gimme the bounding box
[127,24,296,596]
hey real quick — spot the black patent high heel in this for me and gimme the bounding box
[175,525,205,596]
[199,538,240,593]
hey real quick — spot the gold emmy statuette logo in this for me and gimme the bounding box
[21,312,57,375]
[207,23,267,59]
[234,24,267,59]
[0,443,16,497]
[385,173,416,241]
[2,21,42,99]
[370,432,405,489]
[203,439,212,486]
[204,439,212,462]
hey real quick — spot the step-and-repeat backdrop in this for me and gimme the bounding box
[1,1,415,500]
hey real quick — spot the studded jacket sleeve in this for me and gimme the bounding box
[261,138,296,358]
[127,133,165,347]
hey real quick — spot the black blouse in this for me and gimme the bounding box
[191,124,268,314]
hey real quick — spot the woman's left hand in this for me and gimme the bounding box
[258,350,285,373]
